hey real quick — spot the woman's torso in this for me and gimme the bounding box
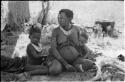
[55,25,80,63]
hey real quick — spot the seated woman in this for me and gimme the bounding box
[48,9,96,75]
[24,25,48,76]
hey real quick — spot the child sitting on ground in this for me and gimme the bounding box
[24,25,48,78]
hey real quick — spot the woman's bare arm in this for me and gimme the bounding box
[51,29,68,66]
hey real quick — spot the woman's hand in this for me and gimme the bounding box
[65,64,77,72]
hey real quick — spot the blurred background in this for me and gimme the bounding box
[1,1,124,31]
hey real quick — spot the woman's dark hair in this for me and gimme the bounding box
[59,9,73,19]
[29,25,41,36]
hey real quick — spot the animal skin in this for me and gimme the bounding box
[89,55,125,81]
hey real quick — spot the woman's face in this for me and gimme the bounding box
[30,33,41,45]
[58,12,70,27]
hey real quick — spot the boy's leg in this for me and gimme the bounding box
[24,64,48,75]
[73,58,96,72]
[28,67,48,76]
[25,64,42,71]
[48,59,62,75]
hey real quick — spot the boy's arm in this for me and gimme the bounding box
[51,29,69,66]
[77,27,88,45]
[76,26,90,58]
[82,44,91,59]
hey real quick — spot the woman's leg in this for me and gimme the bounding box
[48,59,62,75]
[24,64,48,75]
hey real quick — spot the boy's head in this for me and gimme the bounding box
[29,25,41,45]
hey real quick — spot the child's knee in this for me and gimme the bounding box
[82,59,95,70]
[73,58,95,71]
[49,60,62,75]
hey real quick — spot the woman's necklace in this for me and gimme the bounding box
[59,24,73,36]
[60,24,73,48]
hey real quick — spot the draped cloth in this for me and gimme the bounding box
[1,55,28,80]
[1,55,27,73]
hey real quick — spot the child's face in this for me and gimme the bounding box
[30,33,41,45]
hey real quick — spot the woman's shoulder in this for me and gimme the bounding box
[52,27,61,35]
[72,24,82,31]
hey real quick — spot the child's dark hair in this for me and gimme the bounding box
[29,25,41,36]
[59,9,73,19]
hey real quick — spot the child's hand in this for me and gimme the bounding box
[41,49,48,56]
[41,50,46,55]
[41,56,47,62]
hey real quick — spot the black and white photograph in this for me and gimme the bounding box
[1,0,125,81]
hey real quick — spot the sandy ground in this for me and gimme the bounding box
[31,72,95,81]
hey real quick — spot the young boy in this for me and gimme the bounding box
[24,25,48,77]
